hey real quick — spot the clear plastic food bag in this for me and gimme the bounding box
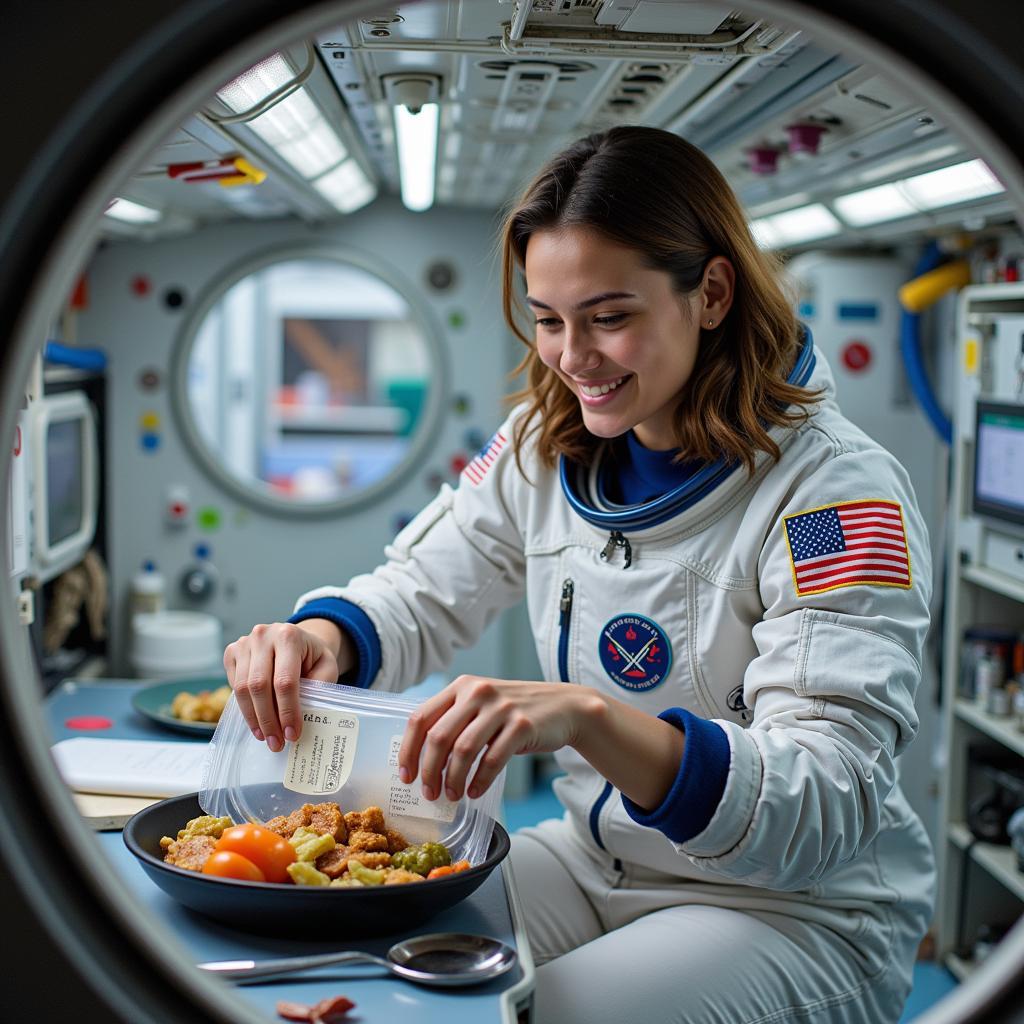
[200,679,503,868]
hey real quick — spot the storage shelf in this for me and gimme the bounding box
[961,564,1024,603]
[954,700,1024,758]
[948,822,1024,902]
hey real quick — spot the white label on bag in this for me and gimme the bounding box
[386,735,456,822]
[283,711,359,795]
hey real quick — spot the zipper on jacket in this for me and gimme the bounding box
[557,576,611,852]
[600,529,633,568]
[557,579,574,684]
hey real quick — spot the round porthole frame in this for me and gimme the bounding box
[170,241,449,518]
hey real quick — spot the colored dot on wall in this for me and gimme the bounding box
[138,368,161,391]
[131,275,151,297]
[449,453,469,476]
[197,507,221,531]
[140,432,161,452]
[452,394,471,416]
[163,287,187,310]
[194,543,211,560]
[448,310,466,329]
[140,411,160,429]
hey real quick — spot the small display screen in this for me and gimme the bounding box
[974,400,1024,526]
[46,418,84,546]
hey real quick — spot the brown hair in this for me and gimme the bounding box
[501,125,819,475]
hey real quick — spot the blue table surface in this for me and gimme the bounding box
[46,679,534,1024]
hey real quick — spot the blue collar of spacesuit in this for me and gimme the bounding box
[559,325,817,532]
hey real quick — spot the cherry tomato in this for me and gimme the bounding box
[214,823,296,883]
[202,850,265,882]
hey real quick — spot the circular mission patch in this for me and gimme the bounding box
[599,614,672,692]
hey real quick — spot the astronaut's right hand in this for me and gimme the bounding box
[223,619,344,752]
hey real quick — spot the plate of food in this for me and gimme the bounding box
[123,792,510,937]
[131,677,231,736]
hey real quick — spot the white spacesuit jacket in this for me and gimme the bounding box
[296,347,936,922]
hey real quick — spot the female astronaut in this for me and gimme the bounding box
[225,126,935,1024]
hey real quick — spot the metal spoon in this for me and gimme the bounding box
[199,932,517,988]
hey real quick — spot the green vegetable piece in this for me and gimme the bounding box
[289,826,336,862]
[287,861,331,886]
[348,861,386,886]
[391,841,452,876]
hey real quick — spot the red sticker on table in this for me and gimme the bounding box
[840,340,872,372]
[65,716,113,730]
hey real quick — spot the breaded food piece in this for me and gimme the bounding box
[171,686,231,723]
[308,802,348,843]
[344,806,385,835]
[383,827,409,854]
[347,851,392,871]
[162,834,217,871]
[314,845,352,879]
[348,829,389,853]
[265,806,312,840]
[384,868,425,886]
[315,847,392,879]
[266,802,347,842]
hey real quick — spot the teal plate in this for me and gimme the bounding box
[131,678,229,736]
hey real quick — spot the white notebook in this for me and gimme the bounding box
[51,737,208,797]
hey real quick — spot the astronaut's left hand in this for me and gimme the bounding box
[397,675,603,803]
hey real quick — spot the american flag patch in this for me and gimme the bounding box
[463,431,507,486]
[783,499,912,596]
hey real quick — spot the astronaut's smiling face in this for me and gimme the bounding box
[526,225,708,451]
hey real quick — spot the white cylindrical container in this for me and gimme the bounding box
[130,611,223,680]
[975,657,1004,707]
[130,562,166,616]
[987,687,1011,717]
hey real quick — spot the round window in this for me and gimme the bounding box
[172,251,445,515]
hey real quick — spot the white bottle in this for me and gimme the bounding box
[130,561,165,616]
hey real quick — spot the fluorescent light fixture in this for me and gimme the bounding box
[217,54,348,181]
[216,52,294,109]
[314,159,376,214]
[900,158,1003,210]
[394,102,439,212]
[105,198,161,223]
[749,203,841,247]
[851,144,960,186]
[831,158,1006,227]
[832,183,918,226]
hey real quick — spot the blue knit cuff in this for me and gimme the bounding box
[621,708,730,844]
[287,598,381,689]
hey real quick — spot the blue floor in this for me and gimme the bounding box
[501,775,959,1021]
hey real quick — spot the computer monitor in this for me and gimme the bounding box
[31,390,98,582]
[973,399,1024,529]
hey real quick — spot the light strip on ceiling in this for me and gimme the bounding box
[832,158,1005,226]
[900,158,1003,209]
[216,52,376,213]
[394,103,439,213]
[314,159,376,214]
[832,183,918,226]
[217,53,349,182]
[749,203,841,247]
[105,198,161,223]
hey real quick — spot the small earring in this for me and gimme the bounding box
[706,319,715,328]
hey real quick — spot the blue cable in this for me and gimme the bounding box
[899,244,953,445]
[44,341,107,372]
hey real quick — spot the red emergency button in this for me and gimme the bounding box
[840,340,872,372]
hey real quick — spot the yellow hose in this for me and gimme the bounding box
[898,260,971,312]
